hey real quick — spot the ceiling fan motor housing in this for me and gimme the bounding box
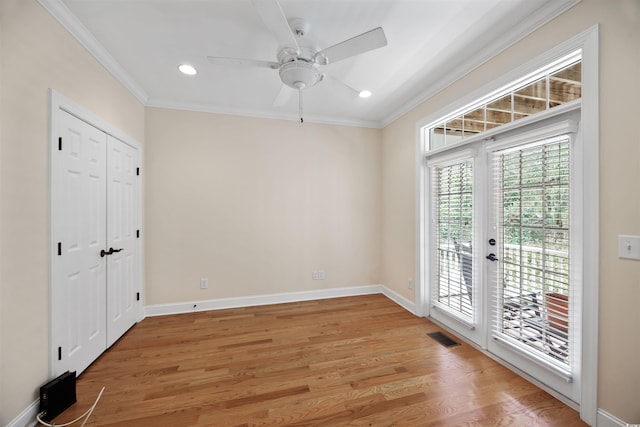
[279,60,322,90]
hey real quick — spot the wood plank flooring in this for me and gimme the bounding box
[53,295,587,426]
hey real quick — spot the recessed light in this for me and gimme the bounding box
[359,90,372,98]
[178,64,197,76]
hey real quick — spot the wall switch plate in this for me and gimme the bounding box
[200,278,208,289]
[618,235,640,260]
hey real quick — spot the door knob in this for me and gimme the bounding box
[486,253,499,262]
[100,247,124,257]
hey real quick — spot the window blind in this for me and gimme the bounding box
[432,160,474,321]
[492,135,571,369]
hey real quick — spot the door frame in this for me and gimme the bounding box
[415,26,599,424]
[48,89,144,377]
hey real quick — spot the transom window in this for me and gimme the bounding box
[427,52,582,150]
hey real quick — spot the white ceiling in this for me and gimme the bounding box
[42,0,579,128]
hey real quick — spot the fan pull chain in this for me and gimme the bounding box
[298,87,303,124]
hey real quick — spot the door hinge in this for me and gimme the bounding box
[136,167,140,176]
[58,137,62,151]
[58,346,62,361]
[136,292,140,301]
[136,229,140,238]
[57,242,62,256]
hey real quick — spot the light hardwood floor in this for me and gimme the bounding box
[53,294,587,426]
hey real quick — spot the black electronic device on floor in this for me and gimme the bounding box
[39,371,77,422]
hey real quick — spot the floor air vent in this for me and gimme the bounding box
[427,331,460,348]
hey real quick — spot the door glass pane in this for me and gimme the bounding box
[495,136,571,367]
[433,160,474,319]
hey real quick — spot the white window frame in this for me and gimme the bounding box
[415,26,599,424]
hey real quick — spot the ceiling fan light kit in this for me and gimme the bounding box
[207,0,388,122]
[278,60,323,90]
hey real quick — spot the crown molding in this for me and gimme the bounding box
[36,0,149,104]
[37,0,580,130]
[380,0,583,128]
[37,0,381,129]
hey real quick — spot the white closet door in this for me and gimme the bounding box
[106,136,139,347]
[52,110,107,376]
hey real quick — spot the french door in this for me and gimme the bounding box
[428,150,485,345]
[51,109,141,376]
[426,112,582,404]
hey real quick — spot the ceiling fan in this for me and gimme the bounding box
[207,0,388,122]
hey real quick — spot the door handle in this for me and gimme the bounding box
[100,247,124,257]
[486,253,499,262]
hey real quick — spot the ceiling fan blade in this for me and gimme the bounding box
[207,56,280,69]
[251,0,300,52]
[315,27,387,65]
[324,73,360,96]
[272,83,293,107]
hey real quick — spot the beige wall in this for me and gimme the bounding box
[381,0,640,422]
[0,1,145,423]
[145,108,382,305]
[2,0,639,424]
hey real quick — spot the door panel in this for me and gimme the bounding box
[52,110,107,376]
[106,136,139,347]
[428,152,484,345]
[487,135,579,402]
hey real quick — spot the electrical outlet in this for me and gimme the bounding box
[408,278,413,289]
[200,278,208,289]
[312,270,325,280]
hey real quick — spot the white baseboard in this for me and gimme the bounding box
[597,409,632,427]
[381,286,418,315]
[145,285,385,317]
[7,399,39,427]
